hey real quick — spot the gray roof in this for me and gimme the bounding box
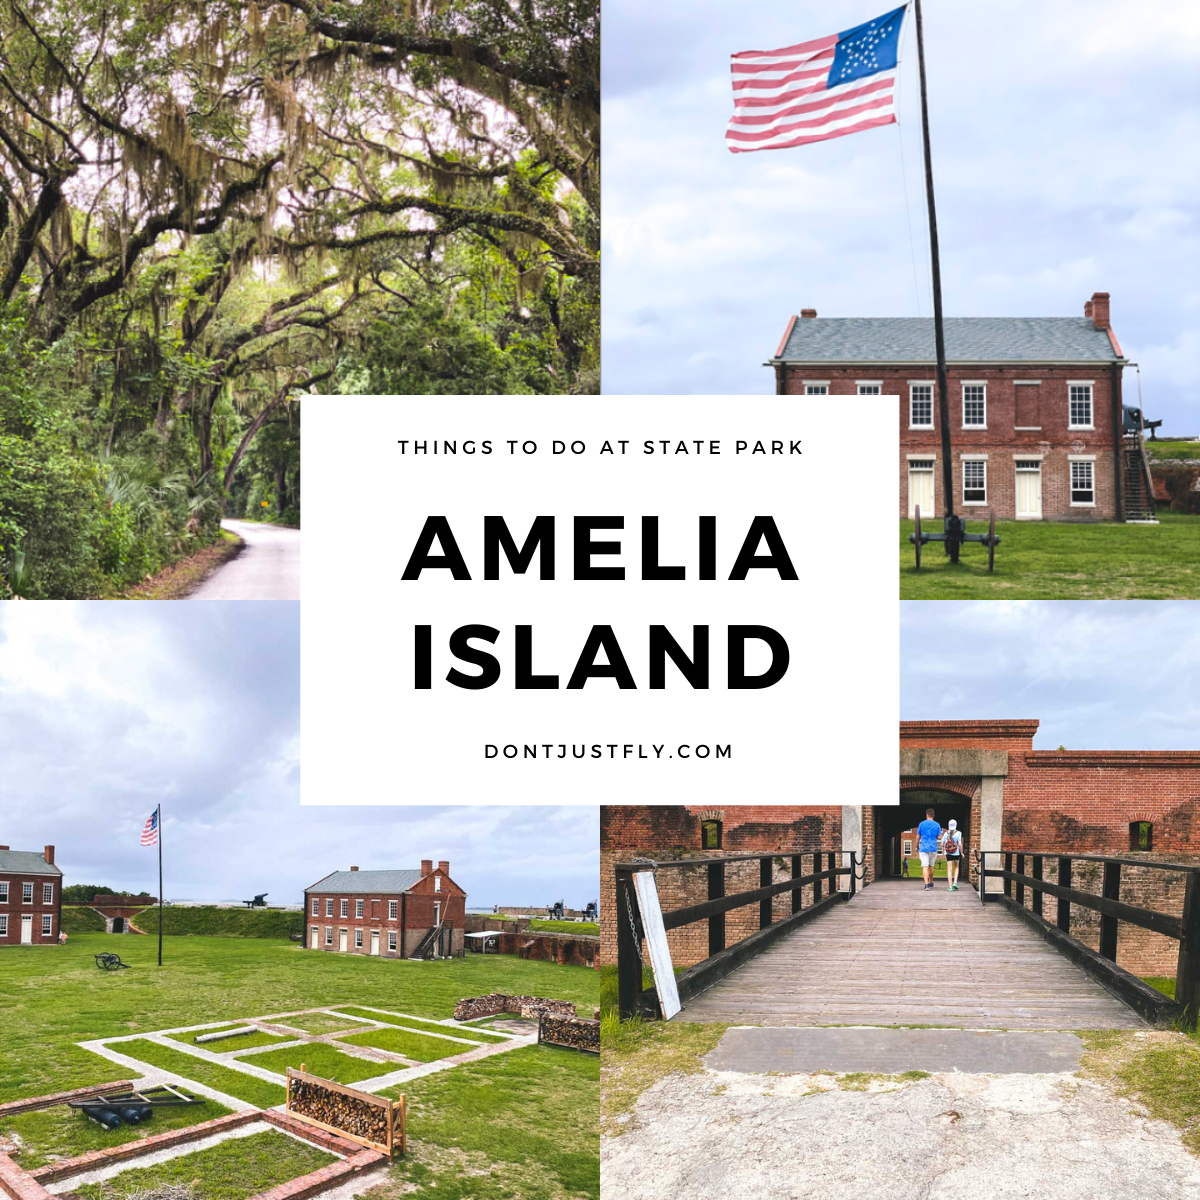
[305,869,424,894]
[774,317,1121,364]
[0,849,62,876]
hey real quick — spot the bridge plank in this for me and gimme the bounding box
[678,880,1146,1030]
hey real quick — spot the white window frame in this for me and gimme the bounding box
[1068,381,1094,431]
[961,455,988,506]
[356,898,364,918]
[42,882,53,904]
[961,382,987,430]
[355,928,363,949]
[22,882,33,904]
[434,877,442,893]
[1069,456,1096,506]
[856,381,882,395]
[311,897,319,916]
[909,382,934,429]
[41,914,52,936]
[804,381,829,395]
[0,882,8,903]
[388,931,397,952]
[325,898,333,917]
[388,900,398,920]
[902,840,912,856]
[324,926,333,945]
[0,915,6,936]
[340,898,349,918]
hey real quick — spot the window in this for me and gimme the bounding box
[355,929,363,948]
[42,883,53,904]
[962,460,987,504]
[356,898,364,918]
[902,840,912,856]
[388,900,398,920]
[324,926,333,945]
[388,931,397,952]
[1130,821,1153,852]
[311,897,319,915]
[1069,383,1093,429]
[908,459,934,471]
[1070,460,1095,505]
[857,383,881,395]
[909,385,933,428]
[41,914,52,936]
[325,898,333,917]
[0,882,8,903]
[804,383,829,395]
[700,819,723,850]
[0,915,6,936]
[340,898,349,918]
[962,384,986,428]
[22,883,33,904]
[434,877,442,893]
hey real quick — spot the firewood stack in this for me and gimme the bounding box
[453,992,577,1021]
[538,1013,600,1054]
[289,1078,389,1146]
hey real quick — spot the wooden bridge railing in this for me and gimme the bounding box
[614,850,861,1020]
[975,850,1200,1029]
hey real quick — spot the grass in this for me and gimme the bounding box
[338,1027,471,1063]
[1144,977,1177,999]
[837,1070,930,1091]
[267,1011,359,1036]
[154,908,301,938]
[527,920,600,936]
[236,1042,389,1085]
[111,1041,286,1108]
[0,1098,230,1170]
[899,511,1200,598]
[0,932,597,1105]
[166,1024,292,1052]
[374,1046,598,1200]
[120,533,243,600]
[74,1129,335,1200]
[61,906,108,934]
[1145,440,1200,462]
[333,1008,509,1043]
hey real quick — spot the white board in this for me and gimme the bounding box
[633,871,681,1020]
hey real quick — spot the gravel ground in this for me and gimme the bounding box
[601,1069,1200,1200]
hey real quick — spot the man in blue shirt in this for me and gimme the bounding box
[916,807,942,891]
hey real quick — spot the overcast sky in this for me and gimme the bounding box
[602,0,1200,431]
[901,600,1200,749]
[0,604,598,907]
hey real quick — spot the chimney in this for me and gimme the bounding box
[437,860,450,874]
[1088,291,1110,331]
[349,865,358,872]
[800,308,817,319]
[420,859,433,876]
[44,845,54,865]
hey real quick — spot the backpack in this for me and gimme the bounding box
[943,832,961,858]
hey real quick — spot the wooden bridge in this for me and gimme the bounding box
[615,850,1200,1031]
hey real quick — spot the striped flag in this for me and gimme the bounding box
[727,6,906,154]
[140,810,159,846]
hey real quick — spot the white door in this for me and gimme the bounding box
[908,463,934,518]
[370,930,380,956]
[310,927,319,949]
[339,928,348,952]
[1015,462,1042,519]
[20,915,32,944]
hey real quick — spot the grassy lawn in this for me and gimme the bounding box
[373,1046,598,1200]
[528,920,600,936]
[1146,440,1200,462]
[61,906,108,934]
[268,1011,360,1036]
[0,933,597,1105]
[334,1008,508,1044]
[338,1028,470,1064]
[166,1024,292,1052]
[899,512,1200,598]
[238,1042,387,1085]
[111,1041,287,1108]
[0,1097,231,1170]
[75,1129,335,1200]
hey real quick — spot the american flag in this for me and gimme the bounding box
[140,810,159,846]
[727,6,906,154]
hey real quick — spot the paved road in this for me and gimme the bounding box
[189,520,300,600]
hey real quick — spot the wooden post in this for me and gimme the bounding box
[827,852,837,896]
[812,851,822,905]
[1015,854,1025,907]
[1100,860,1122,962]
[759,857,772,929]
[849,851,857,898]
[790,855,803,914]
[1175,871,1200,1031]
[1032,855,1044,917]
[1057,857,1072,934]
[615,868,642,1020]
[1003,852,1013,899]
[708,860,725,957]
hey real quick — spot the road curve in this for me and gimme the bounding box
[189,520,301,600]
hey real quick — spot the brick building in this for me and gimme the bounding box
[303,860,465,959]
[0,845,62,946]
[603,723,1200,974]
[768,292,1156,522]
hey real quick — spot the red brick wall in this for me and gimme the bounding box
[0,874,60,946]
[600,806,842,967]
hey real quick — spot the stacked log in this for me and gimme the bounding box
[538,1014,600,1054]
[288,1077,390,1148]
[452,993,577,1022]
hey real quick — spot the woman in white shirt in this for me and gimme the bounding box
[941,819,964,891]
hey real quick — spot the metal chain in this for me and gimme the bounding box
[623,882,647,971]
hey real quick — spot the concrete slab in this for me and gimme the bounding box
[705,1025,1083,1075]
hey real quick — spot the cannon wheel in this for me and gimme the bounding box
[913,506,922,571]
[987,511,996,573]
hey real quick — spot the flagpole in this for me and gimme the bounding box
[157,803,163,968]
[911,0,958,561]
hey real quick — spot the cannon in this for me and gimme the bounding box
[1124,404,1163,440]
[909,507,1000,572]
[546,900,565,920]
[584,900,598,921]
[242,892,269,908]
